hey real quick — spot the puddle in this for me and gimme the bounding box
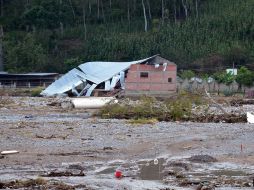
[138,158,166,180]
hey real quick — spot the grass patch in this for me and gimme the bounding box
[128,118,158,125]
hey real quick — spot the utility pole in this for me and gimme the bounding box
[233,61,235,75]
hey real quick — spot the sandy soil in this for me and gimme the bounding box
[0,96,254,190]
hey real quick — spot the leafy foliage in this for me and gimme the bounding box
[4,33,47,73]
[235,66,254,89]
[1,0,254,73]
[180,70,195,80]
[98,93,205,121]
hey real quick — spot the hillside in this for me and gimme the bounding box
[1,0,254,73]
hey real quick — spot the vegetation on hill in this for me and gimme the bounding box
[0,0,253,73]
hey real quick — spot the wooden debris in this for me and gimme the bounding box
[41,170,85,177]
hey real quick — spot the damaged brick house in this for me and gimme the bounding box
[125,56,177,96]
[41,55,177,97]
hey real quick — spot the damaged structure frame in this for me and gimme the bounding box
[41,55,177,97]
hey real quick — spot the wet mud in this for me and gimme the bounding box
[0,97,254,189]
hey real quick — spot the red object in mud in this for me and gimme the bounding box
[115,170,122,178]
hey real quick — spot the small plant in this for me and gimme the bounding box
[31,87,44,97]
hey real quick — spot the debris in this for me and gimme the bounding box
[183,146,192,150]
[205,89,227,115]
[1,150,19,155]
[0,178,88,190]
[61,100,74,109]
[49,151,96,157]
[25,115,33,119]
[41,170,85,177]
[103,146,113,151]
[36,134,56,139]
[169,162,190,170]
[0,178,47,189]
[230,99,254,106]
[115,170,123,179]
[47,101,61,107]
[188,155,217,163]
[71,97,118,109]
[154,158,159,165]
[35,134,68,140]
[81,137,94,141]
[247,112,254,123]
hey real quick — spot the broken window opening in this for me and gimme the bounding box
[168,78,172,83]
[140,72,149,78]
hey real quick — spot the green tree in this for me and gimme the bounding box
[235,66,254,94]
[223,72,235,91]
[5,33,47,73]
[213,71,225,95]
[180,70,195,80]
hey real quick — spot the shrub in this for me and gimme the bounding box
[31,87,44,97]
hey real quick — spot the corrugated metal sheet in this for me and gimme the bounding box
[41,55,157,96]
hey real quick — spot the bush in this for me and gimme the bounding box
[31,87,44,97]
[98,93,206,121]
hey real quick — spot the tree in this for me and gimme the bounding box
[223,72,235,91]
[180,70,195,80]
[235,66,254,94]
[213,71,235,94]
[180,70,195,91]
[213,71,225,95]
[5,33,47,73]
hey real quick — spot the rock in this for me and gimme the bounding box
[201,186,211,190]
[188,155,217,163]
[25,115,33,119]
[61,101,73,109]
[103,146,113,151]
[242,182,251,187]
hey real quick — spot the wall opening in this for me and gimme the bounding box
[168,78,172,83]
[140,72,149,78]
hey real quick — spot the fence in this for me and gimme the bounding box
[177,79,254,96]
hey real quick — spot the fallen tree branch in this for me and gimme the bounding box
[204,89,227,115]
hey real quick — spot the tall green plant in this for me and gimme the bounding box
[235,66,254,93]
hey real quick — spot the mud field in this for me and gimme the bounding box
[0,96,254,190]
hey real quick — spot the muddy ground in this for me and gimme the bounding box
[0,96,254,190]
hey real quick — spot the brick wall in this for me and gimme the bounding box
[125,63,177,96]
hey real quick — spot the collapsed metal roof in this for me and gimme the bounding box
[41,55,158,96]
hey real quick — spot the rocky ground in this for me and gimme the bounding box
[0,96,254,190]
